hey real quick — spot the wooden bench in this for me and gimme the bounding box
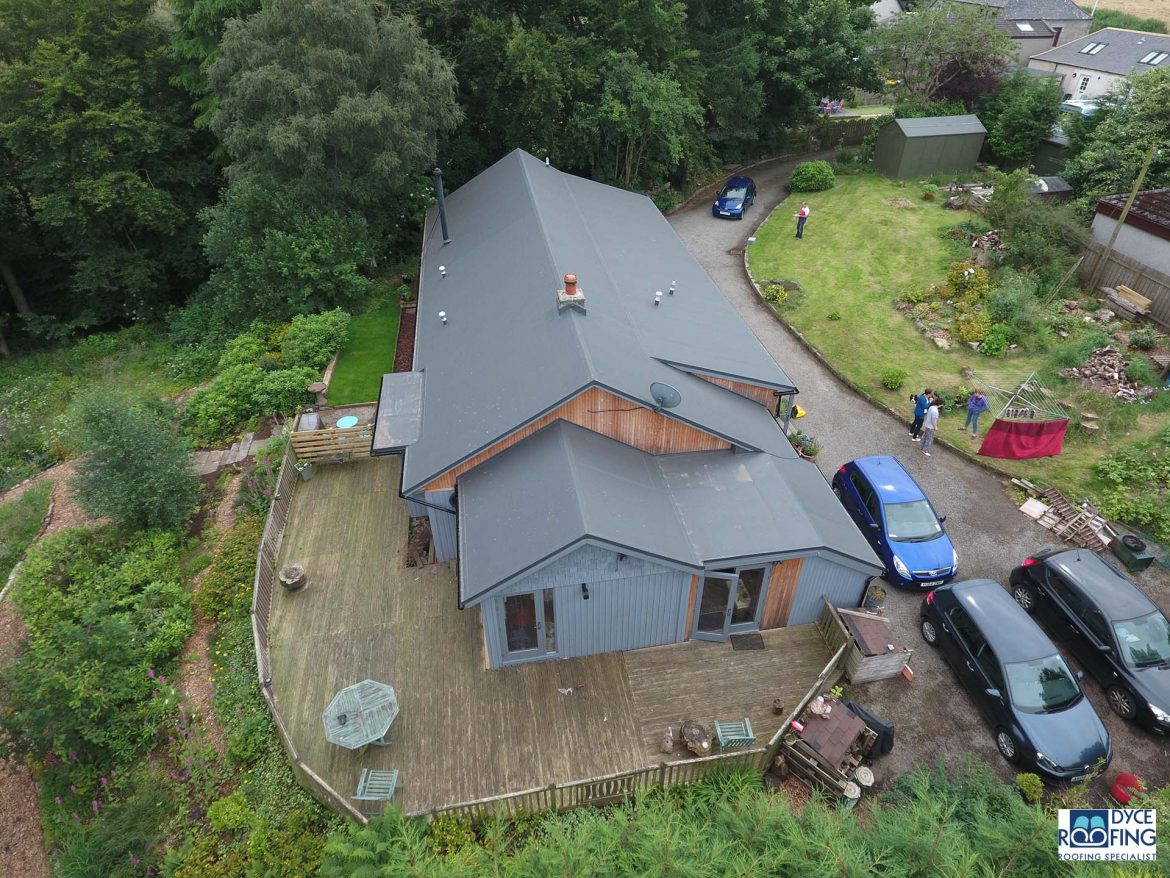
[353,768,399,816]
[713,718,756,751]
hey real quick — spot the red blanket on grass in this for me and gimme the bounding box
[978,418,1069,460]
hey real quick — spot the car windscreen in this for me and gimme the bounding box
[1114,611,1170,668]
[719,186,748,199]
[1005,655,1081,713]
[884,500,943,542]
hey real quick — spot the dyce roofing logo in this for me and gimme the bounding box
[1059,809,1157,861]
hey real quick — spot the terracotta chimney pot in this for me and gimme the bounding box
[564,274,578,297]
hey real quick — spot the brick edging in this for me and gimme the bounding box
[739,212,1015,483]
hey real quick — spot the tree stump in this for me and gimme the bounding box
[680,719,711,757]
[307,381,328,407]
[772,699,785,716]
[279,564,307,591]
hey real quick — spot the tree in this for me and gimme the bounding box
[168,0,262,128]
[0,0,214,333]
[868,1,1013,103]
[69,391,199,531]
[980,69,1063,164]
[1063,68,1170,209]
[207,0,461,234]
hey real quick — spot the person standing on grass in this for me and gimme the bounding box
[920,397,940,456]
[964,389,990,438]
[909,388,932,440]
[794,201,810,239]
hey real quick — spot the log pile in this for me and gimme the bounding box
[1058,347,1155,402]
[970,229,1005,251]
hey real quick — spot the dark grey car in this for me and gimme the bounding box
[1010,549,1170,734]
[920,579,1112,782]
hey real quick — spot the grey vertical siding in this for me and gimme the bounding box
[405,497,429,517]
[787,555,870,625]
[557,572,691,658]
[481,601,505,668]
[424,490,458,562]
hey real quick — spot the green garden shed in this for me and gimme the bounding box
[873,115,987,180]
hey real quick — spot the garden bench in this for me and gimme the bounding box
[713,718,756,751]
[353,768,399,815]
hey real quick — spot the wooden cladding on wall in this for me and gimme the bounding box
[695,374,780,408]
[760,558,804,629]
[422,387,731,491]
[682,575,699,641]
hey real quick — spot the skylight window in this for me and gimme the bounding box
[1140,51,1168,65]
[1016,22,1035,32]
[1080,42,1107,55]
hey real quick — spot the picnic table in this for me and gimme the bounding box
[323,680,399,750]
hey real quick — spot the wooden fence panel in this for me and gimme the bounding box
[290,426,374,462]
[1081,242,1170,329]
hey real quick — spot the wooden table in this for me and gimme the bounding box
[799,698,866,768]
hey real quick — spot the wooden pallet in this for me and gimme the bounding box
[1038,489,1109,552]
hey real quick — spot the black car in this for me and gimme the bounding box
[1010,549,1170,734]
[920,579,1111,782]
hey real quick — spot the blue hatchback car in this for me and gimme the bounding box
[712,175,756,219]
[832,455,957,589]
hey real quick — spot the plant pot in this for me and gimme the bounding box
[297,463,314,481]
[862,583,886,611]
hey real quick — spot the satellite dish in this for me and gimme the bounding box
[650,382,682,412]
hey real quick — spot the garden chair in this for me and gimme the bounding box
[353,768,399,816]
[713,718,756,751]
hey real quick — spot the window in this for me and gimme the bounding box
[1079,42,1107,55]
[850,471,881,523]
[948,606,984,654]
[1016,22,1034,32]
[1050,578,1088,616]
[1140,51,1168,65]
[1113,611,1170,668]
[884,500,943,542]
[974,641,1005,690]
[1081,608,1110,644]
[1078,76,1091,94]
[1005,655,1081,713]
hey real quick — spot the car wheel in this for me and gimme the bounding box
[995,729,1020,764]
[1107,685,1138,720]
[1011,582,1037,613]
[920,618,939,646]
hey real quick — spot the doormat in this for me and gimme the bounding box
[730,632,765,651]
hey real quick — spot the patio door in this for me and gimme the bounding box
[501,590,557,662]
[693,566,770,641]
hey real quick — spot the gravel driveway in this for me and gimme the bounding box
[669,155,1170,795]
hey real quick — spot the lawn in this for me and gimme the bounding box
[0,481,52,583]
[326,294,401,405]
[747,172,1170,503]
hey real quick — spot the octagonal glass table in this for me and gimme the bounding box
[323,680,399,750]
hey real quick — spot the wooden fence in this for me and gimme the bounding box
[1081,241,1170,329]
[250,440,370,824]
[290,423,374,462]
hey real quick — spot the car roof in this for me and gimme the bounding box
[852,455,925,504]
[1043,549,1156,620]
[724,175,753,187]
[948,579,1056,662]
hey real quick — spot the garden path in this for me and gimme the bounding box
[668,157,1170,793]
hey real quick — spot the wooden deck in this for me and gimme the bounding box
[268,457,833,815]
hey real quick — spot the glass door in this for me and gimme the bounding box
[693,567,770,640]
[729,566,769,633]
[502,591,557,662]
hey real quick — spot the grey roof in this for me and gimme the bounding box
[953,0,1089,20]
[895,115,987,138]
[1030,29,1170,75]
[390,149,797,493]
[997,19,1054,36]
[372,372,423,453]
[457,421,882,605]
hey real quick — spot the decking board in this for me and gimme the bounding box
[268,457,833,814]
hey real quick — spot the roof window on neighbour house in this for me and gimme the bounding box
[1139,51,1168,65]
[1079,42,1107,55]
[1016,22,1034,32]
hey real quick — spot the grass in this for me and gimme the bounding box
[0,481,53,583]
[747,171,1170,503]
[847,105,895,118]
[326,294,401,405]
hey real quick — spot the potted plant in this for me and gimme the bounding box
[863,581,886,611]
[294,459,314,481]
[789,432,821,460]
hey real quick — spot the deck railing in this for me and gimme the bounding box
[290,423,373,462]
[250,439,370,823]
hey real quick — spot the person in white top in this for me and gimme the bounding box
[794,202,810,239]
[920,399,940,456]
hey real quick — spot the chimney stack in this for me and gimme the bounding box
[432,167,451,245]
[557,273,586,313]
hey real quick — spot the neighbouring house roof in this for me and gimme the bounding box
[1029,28,1170,76]
[1096,189,1170,244]
[388,149,798,494]
[997,18,1054,37]
[457,421,881,605]
[894,115,988,138]
[953,0,1089,20]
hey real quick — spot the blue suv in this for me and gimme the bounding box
[832,455,957,589]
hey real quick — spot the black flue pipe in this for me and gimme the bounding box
[432,167,451,244]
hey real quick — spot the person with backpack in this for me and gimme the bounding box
[909,388,932,441]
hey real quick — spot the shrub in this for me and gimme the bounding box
[282,309,351,371]
[882,368,909,390]
[226,714,272,768]
[428,814,476,855]
[0,528,192,768]
[979,323,1012,357]
[168,344,223,383]
[761,283,789,305]
[788,160,835,192]
[921,183,940,201]
[194,515,264,622]
[238,435,288,516]
[217,330,269,370]
[68,391,199,531]
[1016,773,1045,804]
[946,262,991,301]
[1126,356,1158,386]
[1129,328,1158,351]
[957,310,990,343]
[252,367,318,417]
[0,481,52,584]
[209,791,252,832]
[827,311,841,321]
[184,365,315,445]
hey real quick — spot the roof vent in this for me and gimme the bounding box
[557,273,586,313]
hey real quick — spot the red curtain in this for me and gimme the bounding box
[978,419,1069,460]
